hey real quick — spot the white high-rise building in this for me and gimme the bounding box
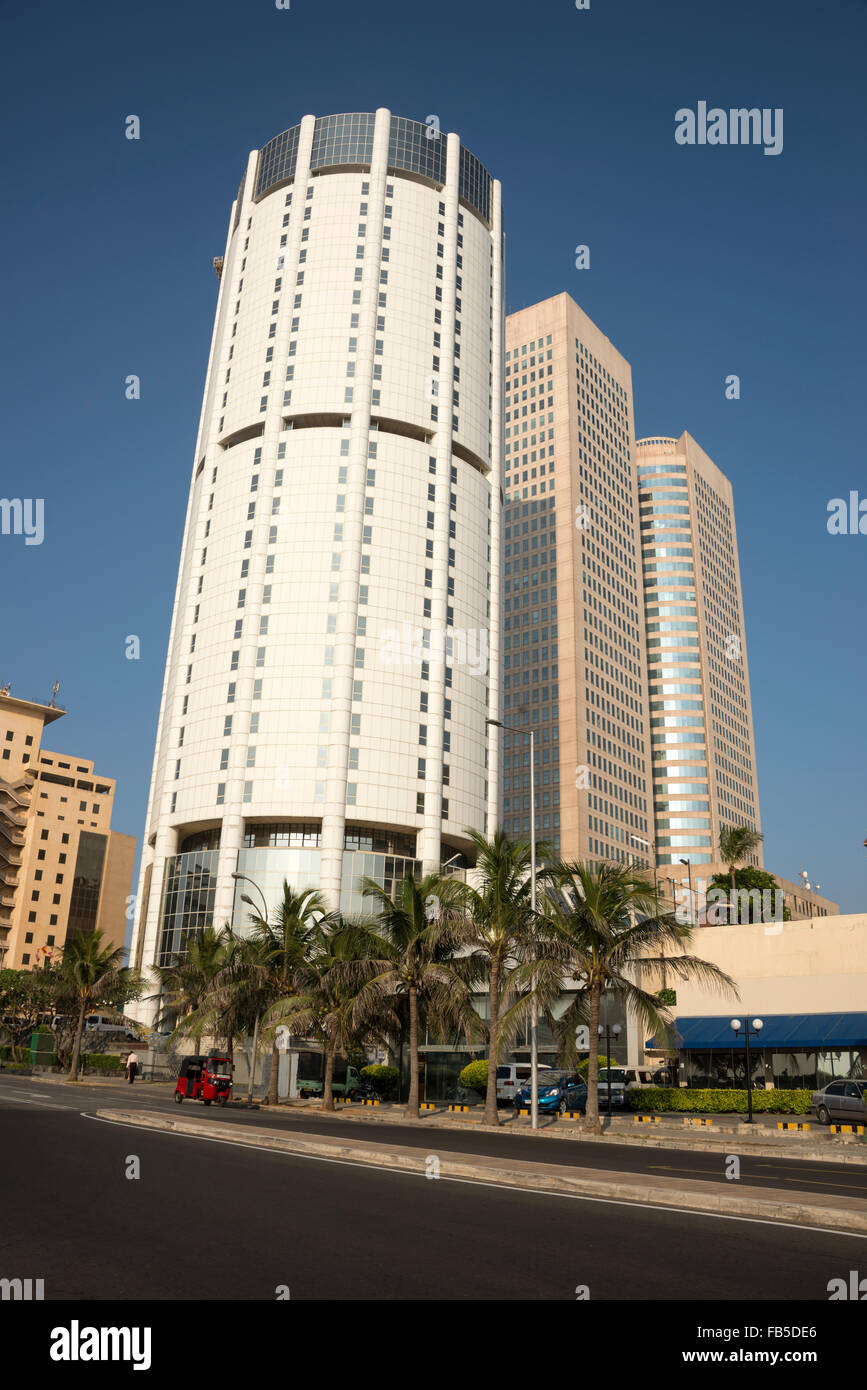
[130,110,503,1000]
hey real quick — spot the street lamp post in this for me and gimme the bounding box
[679,858,695,924]
[231,872,269,924]
[231,873,270,1098]
[730,1017,764,1123]
[486,717,538,1130]
[597,1022,623,1120]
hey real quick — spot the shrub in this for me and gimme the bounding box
[627,1086,812,1115]
[360,1064,399,1100]
[458,1059,490,1094]
[578,1055,613,1078]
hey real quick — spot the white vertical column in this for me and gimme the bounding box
[417,131,461,875]
[319,108,392,909]
[211,124,317,929]
[486,178,504,836]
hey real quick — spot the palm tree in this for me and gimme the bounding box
[267,917,381,1111]
[58,930,140,1081]
[450,830,562,1126]
[541,861,738,1133]
[349,872,478,1119]
[246,881,329,1105]
[718,826,765,914]
[151,926,229,1049]
[180,930,272,1099]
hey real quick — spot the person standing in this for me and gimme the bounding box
[125,1050,139,1084]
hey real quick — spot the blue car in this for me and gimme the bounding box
[514,1070,587,1114]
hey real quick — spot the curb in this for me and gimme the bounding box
[246,1104,867,1166]
[94,1109,867,1233]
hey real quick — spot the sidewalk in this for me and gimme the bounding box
[95,1107,867,1234]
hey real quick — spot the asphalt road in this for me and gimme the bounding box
[2,1075,864,1200]
[0,1077,864,1301]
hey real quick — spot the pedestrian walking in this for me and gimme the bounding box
[125,1050,139,1084]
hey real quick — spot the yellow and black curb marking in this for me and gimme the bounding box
[683,1116,714,1126]
[420,1101,437,1111]
[634,1115,662,1124]
[560,1111,584,1120]
[449,1103,470,1112]
[361,1098,380,1106]
[830,1123,865,1135]
[777,1121,811,1131]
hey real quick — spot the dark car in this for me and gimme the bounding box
[810,1080,866,1125]
[514,1070,587,1114]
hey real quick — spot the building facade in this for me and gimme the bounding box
[656,861,838,923]
[502,293,653,866]
[651,914,867,1089]
[0,690,134,969]
[130,111,503,1000]
[636,432,761,869]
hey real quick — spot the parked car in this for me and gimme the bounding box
[596,1067,629,1109]
[496,1062,534,1104]
[623,1067,666,1088]
[514,1070,587,1114]
[810,1080,866,1125]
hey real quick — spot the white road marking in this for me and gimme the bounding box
[0,1094,69,1110]
[81,1113,866,1240]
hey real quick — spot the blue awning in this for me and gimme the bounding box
[647,1012,867,1051]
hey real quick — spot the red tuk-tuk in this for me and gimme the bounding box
[174,1053,233,1106]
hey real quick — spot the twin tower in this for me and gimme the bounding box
[130,111,760,1000]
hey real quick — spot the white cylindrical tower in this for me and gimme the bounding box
[130,111,502,1005]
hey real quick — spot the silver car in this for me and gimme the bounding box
[810,1080,866,1125]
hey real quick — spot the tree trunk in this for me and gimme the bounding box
[730,864,737,924]
[68,1003,86,1082]
[322,1032,338,1112]
[268,1039,279,1105]
[484,955,500,1126]
[406,986,420,1119]
[584,985,602,1134]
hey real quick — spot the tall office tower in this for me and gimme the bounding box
[636,432,762,867]
[502,294,653,866]
[0,689,135,969]
[130,111,503,1001]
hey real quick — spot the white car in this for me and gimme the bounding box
[496,1062,535,1103]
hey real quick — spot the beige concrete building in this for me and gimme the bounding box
[649,914,867,1088]
[502,293,653,863]
[636,432,761,869]
[0,689,135,969]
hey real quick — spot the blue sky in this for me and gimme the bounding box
[1,0,864,910]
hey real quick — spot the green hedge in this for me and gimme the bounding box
[82,1054,125,1073]
[3,1048,123,1073]
[627,1086,812,1114]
